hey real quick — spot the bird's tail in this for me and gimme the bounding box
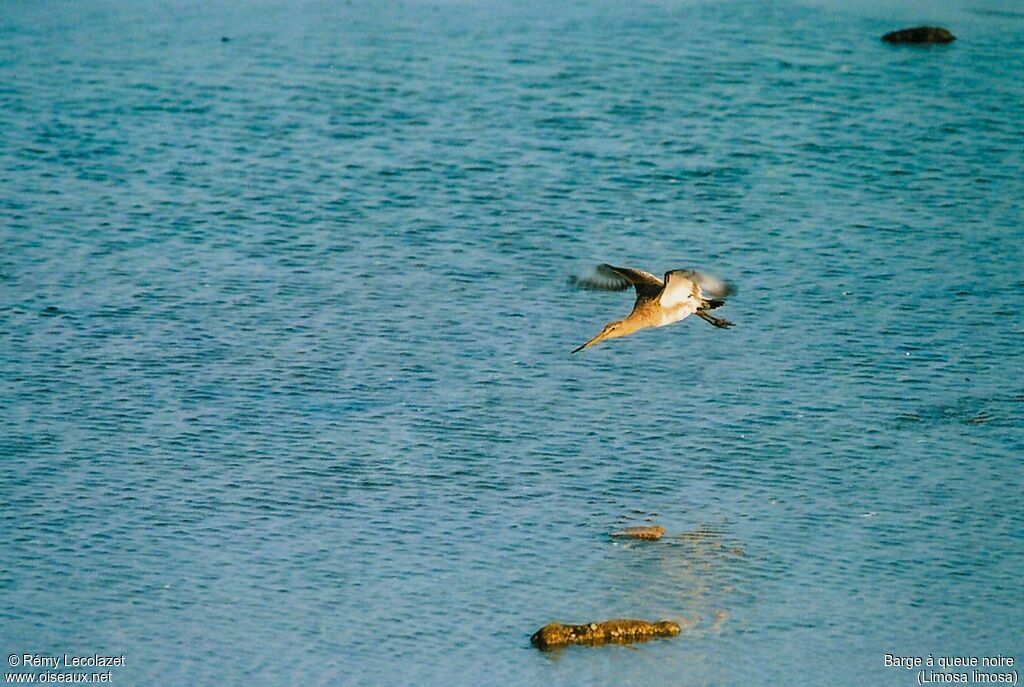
[696,309,734,329]
[703,298,726,310]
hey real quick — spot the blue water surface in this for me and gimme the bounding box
[2,0,1022,685]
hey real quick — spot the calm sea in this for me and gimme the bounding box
[2,0,1022,685]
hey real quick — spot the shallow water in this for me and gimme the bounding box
[2,0,1022,684]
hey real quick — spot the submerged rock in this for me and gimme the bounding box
[530,619,681,650]
[610,525,665,540]
[882,26,956,44]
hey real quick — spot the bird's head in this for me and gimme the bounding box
[572,320,627,354]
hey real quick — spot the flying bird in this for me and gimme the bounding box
[570,264,735,353]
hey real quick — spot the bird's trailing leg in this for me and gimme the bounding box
[696,310,734,329]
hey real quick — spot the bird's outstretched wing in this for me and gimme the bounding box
[660,269,736,308]
[570,264,663,299]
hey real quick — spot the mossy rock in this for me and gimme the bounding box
[882,26,956,44]
[530,619,681,650]
[610,525,666,540]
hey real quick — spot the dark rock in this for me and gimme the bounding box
[610,525,665,540]
[530,619,681,650]
[882,26,956,44]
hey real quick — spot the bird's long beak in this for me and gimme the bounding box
[572,330,608,354]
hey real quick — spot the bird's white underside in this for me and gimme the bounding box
[656,301,700,326]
